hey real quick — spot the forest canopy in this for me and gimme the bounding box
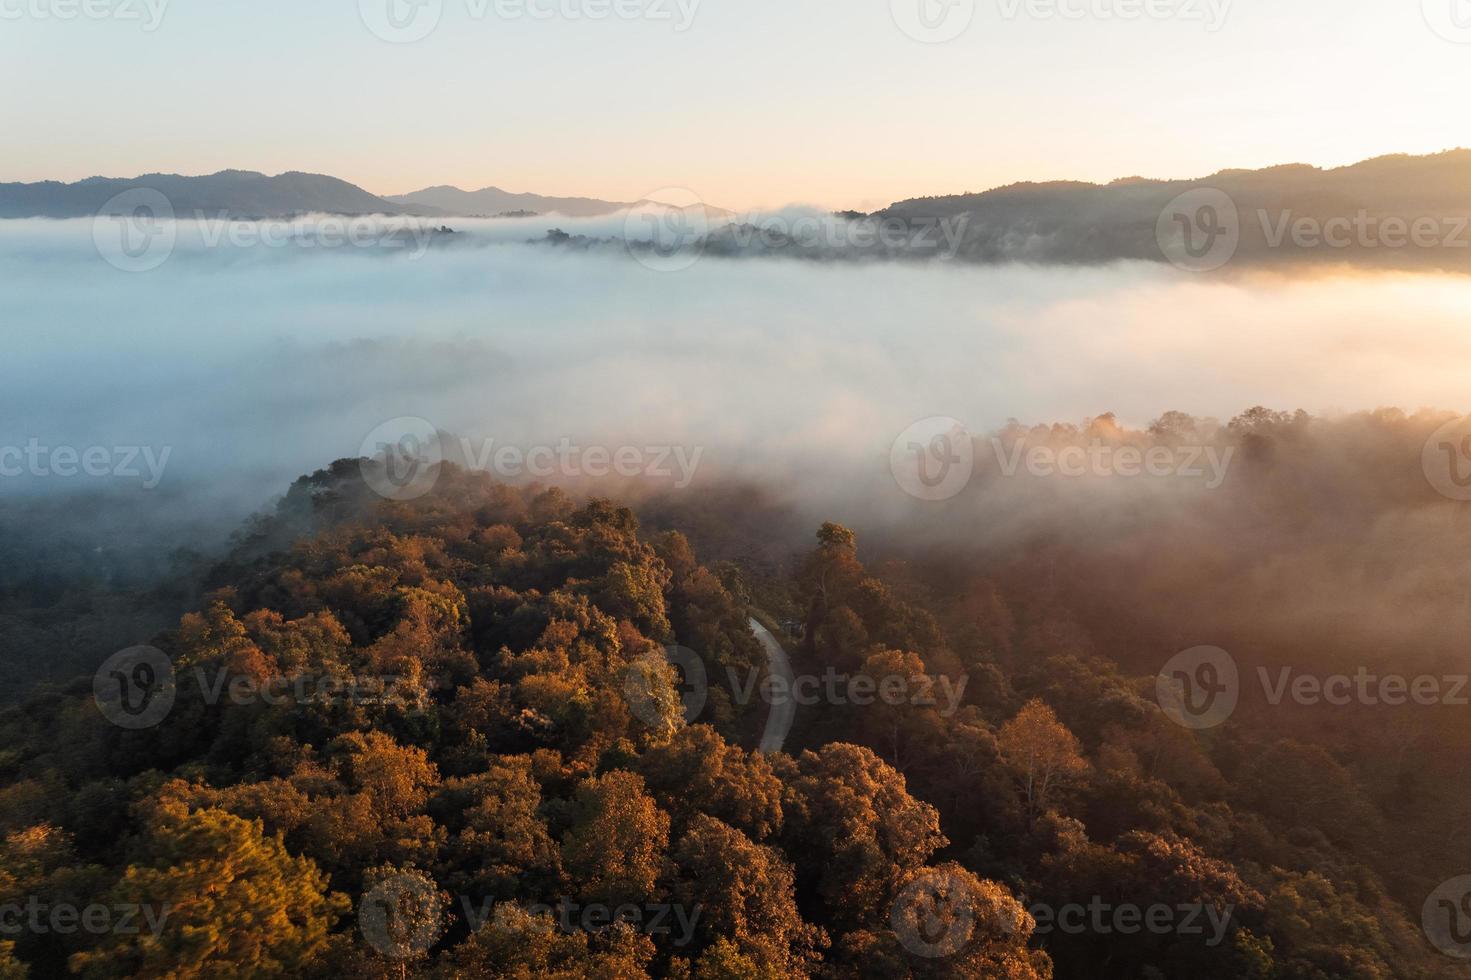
[0,426,1462,978]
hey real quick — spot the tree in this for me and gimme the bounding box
[440,757,560,899]
[446,903,655,979]
[69,803,347,979]
[885,863,1050,979]
[0,944,24,980]
[997,700,1088,821]
[672,815,823,973]
[637,726,784,841]
[854,649,946,769]
[782,744,946,930]
[330,731,440,820]
[561,771,670,907]
[798,525,865,652]
[356,865,447,980]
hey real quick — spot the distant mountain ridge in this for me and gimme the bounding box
[0,170,641,220]
[388,185,633,217]
[9,151,1471,274]
[883,150,1471,216]
[875,148,1471,268]
[0,170,441,219]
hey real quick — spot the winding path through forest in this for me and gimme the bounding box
[748,617,796,753]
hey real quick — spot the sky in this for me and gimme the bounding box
[3,0,1470,210]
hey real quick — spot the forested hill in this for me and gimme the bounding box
[0,457,1450,977]
[875,148,1471,269]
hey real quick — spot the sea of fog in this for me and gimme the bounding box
[5,212,1471,535]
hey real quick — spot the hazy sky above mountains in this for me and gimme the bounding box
[2,0,1468,209]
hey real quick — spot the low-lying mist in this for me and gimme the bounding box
[6,214,1471,503]
[5,215,1471,686]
